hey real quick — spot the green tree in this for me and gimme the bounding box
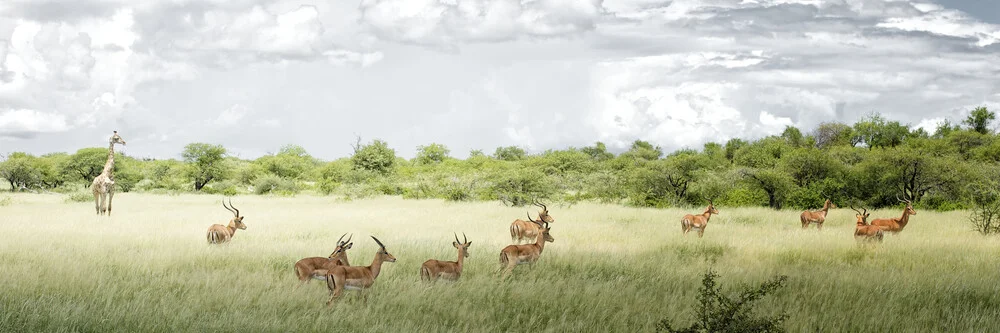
[813,122,855,148]
[622,139,663,161]
[255,144,316,180]
[780,126,804,147]
[182,143,228,191]
[415,143,450,165]
[739,168,795,209]
[724,138,747,161]
[933,119,961,138]
[493,146,526,161]
[963,106,995,135]
[62,148,111,184]
[0,152,41,191]
[352,139,396,175]
[581,141,615,161]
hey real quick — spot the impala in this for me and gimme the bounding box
[498,214,553,279]
[325,236,397,306]
[682,199,719,238]
[850,204,883,243]
[509,199,555,243]
[869,195,917,234]
[800,195,836,230]
[206,198,246,244]
[420,233,471,282]
[293,233,354,286]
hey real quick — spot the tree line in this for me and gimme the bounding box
[3,107,999,214]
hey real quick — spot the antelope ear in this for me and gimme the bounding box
[453,241,459,246]
[466,241,472,246]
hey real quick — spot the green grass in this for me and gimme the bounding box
[1,193,998,332]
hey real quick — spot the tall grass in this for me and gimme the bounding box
[1,194,998,332]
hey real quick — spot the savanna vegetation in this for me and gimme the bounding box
[2,107,1000,332]
[2,108,998,212]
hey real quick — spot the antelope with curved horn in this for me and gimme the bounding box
[869,194,917,234]
[498,214,553,279]
[509,199,555,244]
[293,233,354,286]
[850,204,883,243]
[325,236,397,306]
[682,199,719,238]
[420,233,472,282]
[206,198,247,244]
[800,193,836,230]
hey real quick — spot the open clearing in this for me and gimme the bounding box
[1,193,998,332]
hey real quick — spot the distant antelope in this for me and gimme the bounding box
[420,233,472,282]
[206,198,247,244]
[850,204,883,243]
[509,199,555,243]
[800,196,836,230]
[498,214,553,279]
[293,233,354,286]
[682,199,719,238]
[869,194,917,234]
[326,236,397,306]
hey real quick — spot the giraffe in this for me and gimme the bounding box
[91,131,126,215]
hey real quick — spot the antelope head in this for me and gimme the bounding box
[820,192,837,209]
[849,204,869,224]
[371,236,397,263]
[897,194,916,216]
[222,198,246,230]
[110,130,127,146]
[453,232,471,258]
[527,213,554,242]
[532,199,555,223]
[706,199,720,215]
[330,233,353,258]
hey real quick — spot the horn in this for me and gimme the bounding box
[463,232,468,244]
[222,198,236,215]
[337,233,347,245]
[228,198,239,216]
[849,204,862,215]
[526,212,538,223]
[454,232,461,244]
[371,235,386,249]
[346,233,353,244]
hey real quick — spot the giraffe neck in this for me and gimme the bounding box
[102,141,116,178]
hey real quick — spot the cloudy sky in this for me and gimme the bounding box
[1,0,998,160]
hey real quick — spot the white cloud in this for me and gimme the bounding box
[215,104,247,126]
[0,108,70,137]
[358,0,606,48]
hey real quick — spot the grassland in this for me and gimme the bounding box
[1,193,998,332]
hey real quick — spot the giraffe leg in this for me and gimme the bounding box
[94,192,101,215]
[107,190,115,216]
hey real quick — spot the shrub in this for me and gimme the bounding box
[66,192,92,203]
[656,270,789,333]
[253,175,300,195]
[968,183,1000,235]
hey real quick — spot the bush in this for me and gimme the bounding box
[253,175,300,195]
[66,192,92,203]
[968,183,1000,235]
[656,270,789,333]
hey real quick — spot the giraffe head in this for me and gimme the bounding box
[110,131,126,146]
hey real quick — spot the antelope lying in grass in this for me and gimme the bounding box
[800,196,836,230]
[206,198,246,244]
[509,199,555,244]
[850,205,883,243]
[869,195,917,234]
[326,236,397,306]
[682,199,719,238]
[498,214,553,279]
[420,233,471,282]
[293,233,353,286]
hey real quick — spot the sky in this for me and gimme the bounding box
[1,0,998,161]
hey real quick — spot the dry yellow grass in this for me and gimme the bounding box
[1,193,999,332]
